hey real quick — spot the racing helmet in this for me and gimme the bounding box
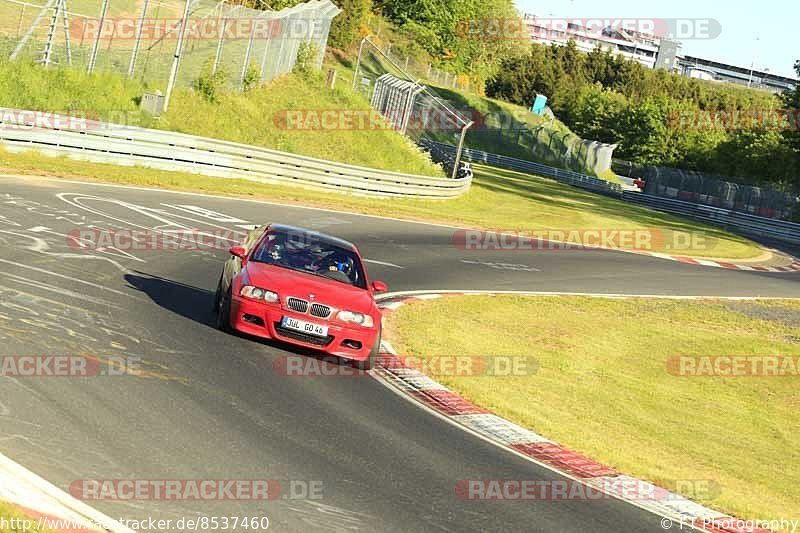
[323,252,355,278]
[268,243,285,261]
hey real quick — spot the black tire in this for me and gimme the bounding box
[215,285,232,332]
[357,328,381,371]
[212,275,223,312]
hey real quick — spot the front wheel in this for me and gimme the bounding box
[212,275,223,312]
[357,328,382,371]
[215,285,232,332]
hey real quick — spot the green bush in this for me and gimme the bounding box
[242,62,261,92]
[294,41,320,76]
[193,58,228,103]
[486,42,800,187]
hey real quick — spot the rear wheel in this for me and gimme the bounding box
[215,285,232,332]
[357,328,382,371]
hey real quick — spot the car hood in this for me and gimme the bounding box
[244,262,375,313]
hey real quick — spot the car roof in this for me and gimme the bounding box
[267,224,358,252]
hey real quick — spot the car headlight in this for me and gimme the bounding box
[240,285,279,303]
[337,310,374,327]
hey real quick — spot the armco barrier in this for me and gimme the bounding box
[426,140,800,246]
[0,109,470,198]
[621,191,800,246]
[420,139,623,197]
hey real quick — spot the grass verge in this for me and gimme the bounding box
[0,502,53,532]
[0,148,762,260]
[0,60,442,177]
[386,295,800,527]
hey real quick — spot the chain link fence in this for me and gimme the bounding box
[377,41,472,93]
[352,37,474,179]
[1,0,339,106]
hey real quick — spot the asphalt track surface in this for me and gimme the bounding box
[1,175,798,532]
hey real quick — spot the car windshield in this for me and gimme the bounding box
[250,229,367,289]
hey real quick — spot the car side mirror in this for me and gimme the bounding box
[371,280,388,293]
[229,246,247,260]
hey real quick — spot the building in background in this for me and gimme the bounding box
[523,14,797,93]
[676,56,797,93]
[522,15,670,69]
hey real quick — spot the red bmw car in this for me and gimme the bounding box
[213,224,388,369]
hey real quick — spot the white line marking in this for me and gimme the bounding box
[0,274,123,309]
[0,452,134,533]
[377,289,799,301]
[363,259,404,269]
[2,174,777,269]
[159,203,248,223]
[460,259,540,272]
[0,230,135,274]
[0,258,143,300]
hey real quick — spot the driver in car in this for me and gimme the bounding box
[319,252,356,285]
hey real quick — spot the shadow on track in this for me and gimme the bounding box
[124,271,365,372]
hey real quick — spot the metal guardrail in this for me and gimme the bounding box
[426,139,800,245]
[0,109,471,198]
[421,139,623,197]
[622,191,800,245]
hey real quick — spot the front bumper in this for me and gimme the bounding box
[229,295,378,361]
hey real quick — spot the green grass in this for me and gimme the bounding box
[0,502,54,532]
[0,148,763,259]
[151,74,443,177]
[0,60,443,177]
[386,295,800,527]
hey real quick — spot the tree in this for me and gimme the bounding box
[782,60,800,156]
[375,0,523,85]
[329,0,372,49]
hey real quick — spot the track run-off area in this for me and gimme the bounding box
[1,174,798,532]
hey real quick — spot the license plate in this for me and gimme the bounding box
[281,316,328,337]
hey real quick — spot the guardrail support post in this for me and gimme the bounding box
[451,121,473,179]
[163,0,193,112]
